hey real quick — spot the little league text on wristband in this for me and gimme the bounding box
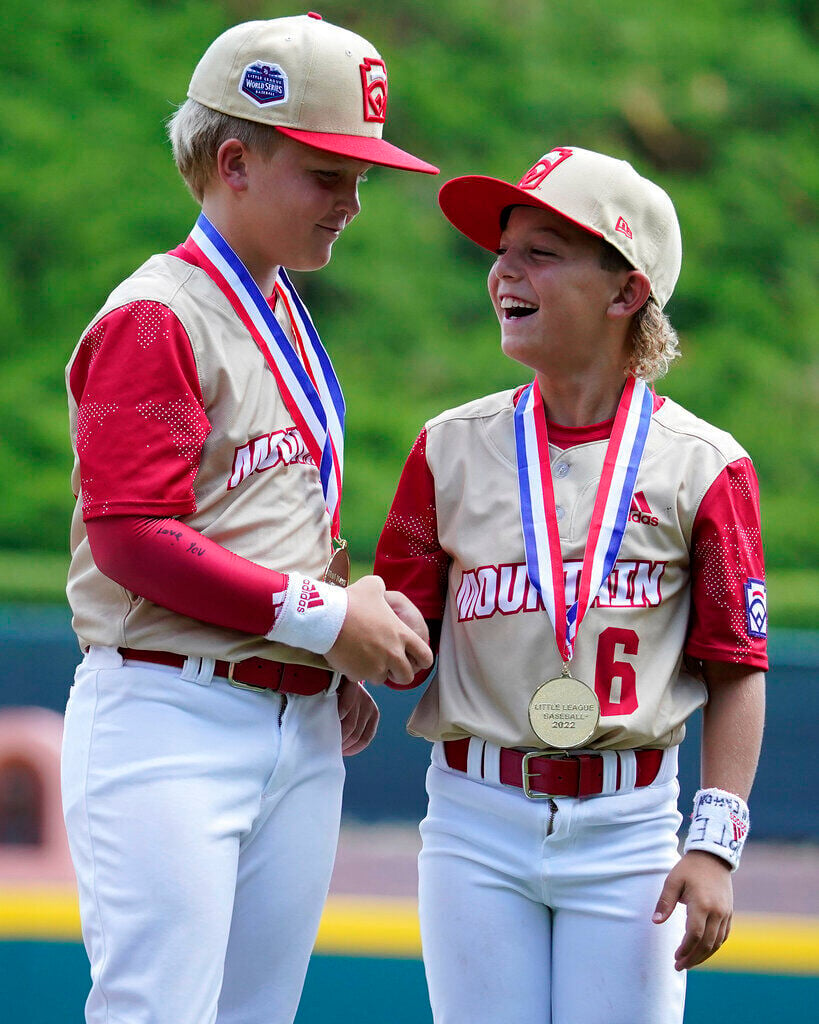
[683,787,750,871]
[266,571,348,655]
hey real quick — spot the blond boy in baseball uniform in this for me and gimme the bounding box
[61,14,436,1024]
[375,146,766,1023]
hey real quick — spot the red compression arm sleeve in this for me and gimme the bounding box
[86,515,288,636]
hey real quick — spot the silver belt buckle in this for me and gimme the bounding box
[521,750,570,800]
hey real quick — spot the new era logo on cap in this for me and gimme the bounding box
[615,216,633,239]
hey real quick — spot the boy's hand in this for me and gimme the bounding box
[385,590,430,645]
[652,850,733,971]
[337,678,380,756]
[326,575,433,685]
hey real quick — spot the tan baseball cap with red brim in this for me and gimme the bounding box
[187,13,438,175]
[438,146,681,307]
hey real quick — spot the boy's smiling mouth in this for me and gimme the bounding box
[500,296,538,319]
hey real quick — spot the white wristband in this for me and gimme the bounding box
[683,788,750,871]
[265,572,348,655]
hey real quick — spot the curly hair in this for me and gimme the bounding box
[627,298,681,382]
[599,240,680,382]
[167,99,281,203]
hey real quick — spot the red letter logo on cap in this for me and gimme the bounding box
[360,58,388,123]
[615,217,633,239]
[517,148,573,191]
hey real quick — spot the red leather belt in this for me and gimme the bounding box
[118,648,332,696]
[443,738,663,799]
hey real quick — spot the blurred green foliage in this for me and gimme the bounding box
[1,0,816,625]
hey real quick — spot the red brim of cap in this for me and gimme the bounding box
[276,126,439,175]
[438,175,601,250]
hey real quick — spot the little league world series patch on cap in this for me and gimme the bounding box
[187,13,438,174]
[438,146,682,307]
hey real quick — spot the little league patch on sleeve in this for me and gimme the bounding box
[744,578,767,638]
[239,61,289,106]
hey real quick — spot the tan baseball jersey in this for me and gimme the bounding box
[66,240,333,667]
[375,387,768,751]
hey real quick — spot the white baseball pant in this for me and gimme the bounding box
[418,742,686,1024]
[61,646,345,1024]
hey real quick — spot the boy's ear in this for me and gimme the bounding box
[215,139,249,193]
[607,270,652,322]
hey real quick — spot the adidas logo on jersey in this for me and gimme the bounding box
[297,579,324,614]
[629,491,658,527]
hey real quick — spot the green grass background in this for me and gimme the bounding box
[0,0,816,623]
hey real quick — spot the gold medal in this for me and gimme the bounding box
[527,669,600,748]
[323,539,350,588]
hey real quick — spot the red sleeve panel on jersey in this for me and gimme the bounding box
[69,301,211,520]
[374,429,449,621]
[685,457,768,670]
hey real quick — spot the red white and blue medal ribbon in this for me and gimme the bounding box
[513,376,653,663]
[188,213,345,538]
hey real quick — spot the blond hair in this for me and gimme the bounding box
[599,240,681,382]
[627,298,681,382]
[167,99,281,202]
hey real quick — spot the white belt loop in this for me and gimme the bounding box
[180,656,201,682]
[617,750,638,792]
[466,737,485,779]
[431,741,448,770]
[196,657,216,685]
[656,746,679,786]
[482,741,501,785]
[599,750,619,795]
[86,645,124,669]
[326,671,343,696]
[181,656,214,686]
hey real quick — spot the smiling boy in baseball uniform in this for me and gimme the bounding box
[61,14,436,1024]
[375,146,767,1022]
